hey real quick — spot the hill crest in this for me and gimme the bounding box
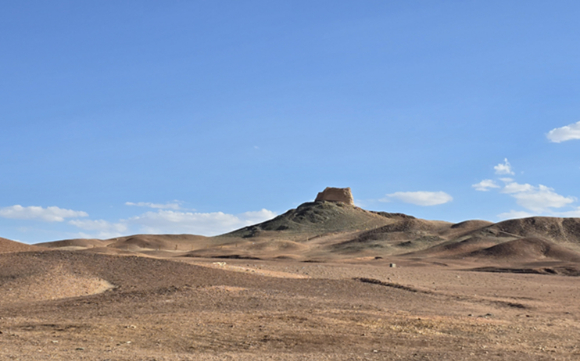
[224,201,403,238]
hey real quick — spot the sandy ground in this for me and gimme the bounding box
[1,250,579,360]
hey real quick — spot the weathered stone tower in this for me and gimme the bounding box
[314,187,354,205]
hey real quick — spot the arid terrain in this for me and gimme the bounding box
[2,200,580,360]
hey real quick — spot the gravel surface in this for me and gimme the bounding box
[1,250,579,360]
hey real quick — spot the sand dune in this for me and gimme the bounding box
[42,234,213,252]
[0,250,264,306]
[478,217,580,247]
[0,237,41,253]
[184,238,311,260]
[406,236,503,258]
[0,265,114,303]
[442,220,495,238]
[330,218,453,255]
[38,238,109,249]
[467,237,580,262]
[106,234,211,251]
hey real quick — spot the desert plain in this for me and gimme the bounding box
[1,195,580,360]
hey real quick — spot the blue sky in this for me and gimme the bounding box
[2,1,580,243]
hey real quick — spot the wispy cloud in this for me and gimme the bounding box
[556,207,580,217]
[472,179,500,192]
[69,219,128,239]
[508,184,575,213]
[474,159,577,218]
[497,210,535,220]
[381,191,453,206]
[67,208,277,239]
[499,180,574,213]
[546,121,580,143]
[501,181,534,194]
[494,158,514,175]
[0,205,88,222]
[125,201,183,210]
[125,209,277,236]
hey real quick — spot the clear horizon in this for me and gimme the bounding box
[2,1,580,244]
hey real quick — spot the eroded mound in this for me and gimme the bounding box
[38,238,108,249]
[107,235,171,250]
[0,250,286,305]
[106,234,210,251]
[0,251,115,303]
[41,234,213,252]
[0,266,114,303]
[450,220,494,230]
[184,238,310,260]
[340,218,452,246]
[480,217,580,246]
[444,220,495,238]
[468,237,580,262]
[0,237,40,253]
[407,236,503,258]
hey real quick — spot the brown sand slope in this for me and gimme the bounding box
[0,250,263,306]
[349,218,452,241]
[477,217,580,247]
[225,215,580,260]
[331,218,454,255]
[442,220,495,238]
[467,237,580,262]
[105,234,209,251]
[38,238,109,249]
[405,236,504,258]
[41,234,213,252]
[0,237,41,253]
[349,219,492,245]
[404,234,580,277]
[184,238,309,260]
[401,217,580,261]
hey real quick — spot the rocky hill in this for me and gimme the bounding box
[26,188,580,266]
[223,201,401,238]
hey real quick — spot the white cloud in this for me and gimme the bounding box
[381,191,453,206]
[509,184,575,212]
[546,121,580,143]
[501,182,534,194]
[237,209,278,224]
[494,158,514,175]
[125,201,183,210]
[0,205,88,222]
[499,205,580,220]
[497,210,535,220]
[499,182,574,213]
[125,208,277,236]
[65,208,277,239]
[476,159,578,219]
[556,207,580,217]
[69,219,127,233]
[472,179,500,191]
